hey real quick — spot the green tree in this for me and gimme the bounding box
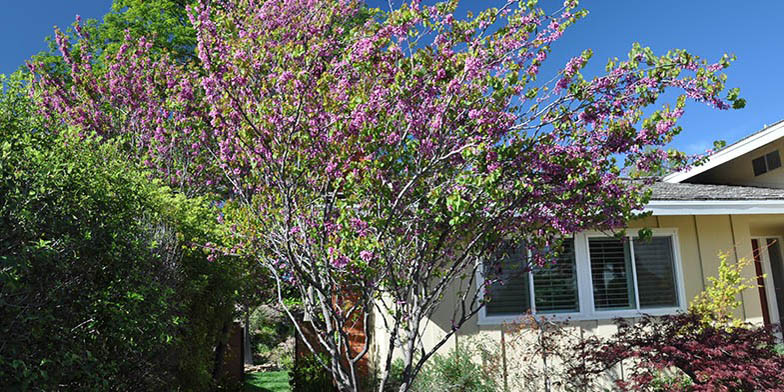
[32,0,197,78]
[0,72,241,391]
[0,1,271,389]
[96,0,196,63]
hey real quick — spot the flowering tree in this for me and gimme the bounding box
[29,20,215,194]
[32,0,744,391]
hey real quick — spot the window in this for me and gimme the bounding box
[587,235,680,312]
[634,237,679,308]
[768,151,782,171]
[589,238,636,310]
[752,150,781,176]
[479,230,684,324]
[484,240,578,317]
[533,240,579,313]
[484,245,531,316]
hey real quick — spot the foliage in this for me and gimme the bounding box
[32,0,197,78]
[688,252,758,330]
[411,346,497,392]
[2,0,264,390]
[291,353,337,392]
[1,132,170,389]
[248,305,295,368]
[28,0,218,196]
[570,251,780,391]
[95,0,197,63]
[29,24,214,193]
[648,372,693,392]
[0,72,240,391]
[573,312,784,391]
[380,360,406,392]
[30,0,745,391]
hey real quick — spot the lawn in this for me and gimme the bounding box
[245,371,291,392]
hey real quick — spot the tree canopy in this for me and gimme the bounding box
[28,1,744,391]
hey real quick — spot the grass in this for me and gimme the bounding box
[245,371,291,392]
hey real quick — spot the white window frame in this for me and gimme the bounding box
[477,228,687,325]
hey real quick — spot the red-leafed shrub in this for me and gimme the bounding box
[572,312,784,391]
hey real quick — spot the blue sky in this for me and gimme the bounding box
[3,1,783,154]
[0,1,110,73]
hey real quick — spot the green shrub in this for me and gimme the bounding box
[1,133,173,389]
[412,346,497,392]
[0,73,243,391]
[290,353,336,392]
[279,352,295,371]
[380,359,406,392]
[248,306,295,367]
[689,251,758,330]
[649,371,693,391]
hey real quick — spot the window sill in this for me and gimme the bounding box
[477,307,685,325]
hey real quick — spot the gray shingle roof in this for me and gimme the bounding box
[648,182,784,201]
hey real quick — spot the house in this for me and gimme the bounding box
[370,120,784,387]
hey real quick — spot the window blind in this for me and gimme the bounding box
[533,239,579,313]
[633,236,678,308]
[589,238,635,310]
[485,245,530,316]
[483,234,682,320]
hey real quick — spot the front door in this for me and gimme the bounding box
[752,237,784,327]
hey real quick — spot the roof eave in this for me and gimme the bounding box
[663,120,784,183]
[644,199,784,216]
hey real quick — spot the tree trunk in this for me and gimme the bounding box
[212,320,231,381]
[243,307,253,365]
